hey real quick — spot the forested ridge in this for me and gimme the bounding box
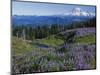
[12,18,96,41]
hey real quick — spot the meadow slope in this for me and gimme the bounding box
[12,27,96,74]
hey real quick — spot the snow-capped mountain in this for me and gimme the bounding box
[64,7,95,17]
[12,7,95,26]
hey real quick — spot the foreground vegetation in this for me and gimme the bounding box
[12,18,96,74]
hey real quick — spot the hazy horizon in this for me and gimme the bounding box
[12,1,96,16]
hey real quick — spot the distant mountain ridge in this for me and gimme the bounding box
[12,14,95,26]
[12,7,95,26]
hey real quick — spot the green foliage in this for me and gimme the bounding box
[12,17,96,74]
[75,35,96,44]
[13,17,96,41]
[91,59,96,69]
[56,31,76,43]
[57,47,69,53]
[39,35,64,47]
[12,37,33,56]
[65,18,96,30]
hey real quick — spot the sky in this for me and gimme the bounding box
[12,1,96,16]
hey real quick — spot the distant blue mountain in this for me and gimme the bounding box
[12,15,95,26]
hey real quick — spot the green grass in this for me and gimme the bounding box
[91,59,96,69]
[75,35,96,44]
[12,37,33,56]
[39,35,64,47]
[12,34,95,56]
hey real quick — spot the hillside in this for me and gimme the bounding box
[12,27,96,74]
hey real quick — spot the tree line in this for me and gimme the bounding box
[12,18,96,41]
